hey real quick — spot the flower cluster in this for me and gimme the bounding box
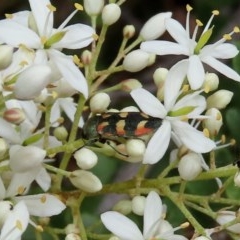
[0,0,240,239]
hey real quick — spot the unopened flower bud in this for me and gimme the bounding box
[0,45,13,70]
[203,108,222,136]
[113,200,132,215]
[65,233,81,240]
[3,108,25,125]
[102,3,121,25]
[216,210,240,234]
[0,138,8,158]
[53,126,68,141]
[83,0,104,16]
[9,145,46,172]
[90,92,111,113]
[70,170,102,192]
[153,68,168,87]
[121,106,139,112]
[14,65,52,100]
[81,50,92,65]
[140,12,172,40]
[74,148,98,170]
[126,139,145,157]
[121,79,142,92]
[178,152,202,180]
[65,224,80,235]
[0,201,13,228]
[203,73,219,92]
[169,148,179,164]
[123,50,150,72]
[123,25,135,39]
[207,90,233,109]
[131,195,146,216]
[234,171,240,187]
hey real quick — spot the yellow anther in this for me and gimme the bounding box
[180,116,188,121]
[196,19,203,27]
[186,4,193,12]
[40,195,47,203]
[41,36,47,45]
[73,55,83,67]
[223,34,232,40]
[182,84,189,92]
[203,128,210,138]
[74,3,83,11]
[92,33,99,41]
[47,4,56,12]
[204,85,210,94]
[234,26,240,33]
[17,186,25,195]
[230,138,236,146]
[51,91,58,99]
[19,61,29,67]
[16,220,23,230]
[212,10,219,15]
[36,225,44,232]
[180,222,190,229]
[216,112,222,121]
[5,13,13,19]
[221,134,226,143]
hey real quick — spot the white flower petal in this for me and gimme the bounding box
[131,88,166,118]
[54,24,94,49]
[29,0,53,37]
[35,168,51,191]
[172,121,216,153]
[174,91,206,117]
[143,191,162,239]
[48,50,89,98]
[165,18,189,46]
[0,20,40,48]
[0,177,6,199]
[50,100,61,125]
[101,211,144,240]
[5,171,38,197]
[164,60,188,111]
[201,43,239,59]
[141,41,188,55]
[202,56,240,82]
[0,118,21,144]
[187,55,205,90]
[143,120,171,164]
[0,201,29,240]
[16,194,66,217]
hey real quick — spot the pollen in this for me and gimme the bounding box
[5,13,13,19]
[47,4,56,12]
[234,26,240,33]
[212,10,219,15]
[186,4,193,12]
[196,19,203,27]
[204,84,210,94]
[221,134,226,143]
[40,195,47,203]
[16,219,23,230]
[41,36,48,45]
[180,222,190,229]
[36,225,44,232]
[223,34,232,40]
[92,33,99,41]
[74,3,83,11]
[203,128,210,138]
[230,138,236,146]
[17,186,25,195]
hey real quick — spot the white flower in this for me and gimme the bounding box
[0,201,29,240]
[141,5,240,90]
[101,191,188,240]
[0,0,95,98]
[130,88,215,164]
